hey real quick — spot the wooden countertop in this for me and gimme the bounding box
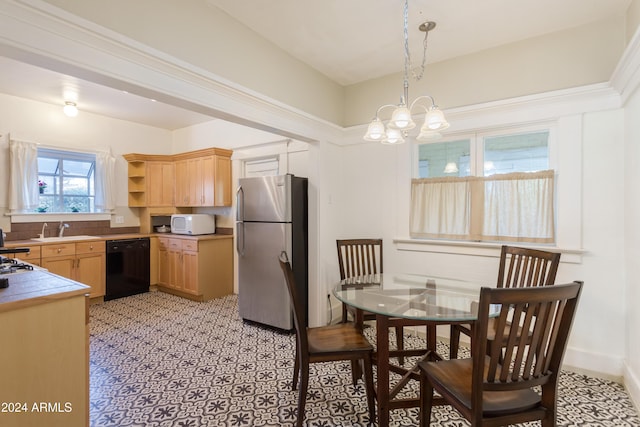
[0,270,90,313]
[4,232,232,247]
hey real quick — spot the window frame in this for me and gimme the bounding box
[413,123,557,179]
[411,122,558,244]
[37,148,97,213]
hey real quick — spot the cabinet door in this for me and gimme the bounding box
[175,160,190,206]
[214,155,232,206]
[182,251,199,295]
[189,158,204,206]
[158,246,170,286]
[201,156,215,207]
[76,253,105,298]
[42,256,75,279]
[147,162,175,207]
[168,248,182,290]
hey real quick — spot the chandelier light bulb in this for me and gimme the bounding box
[389,106,416,130]
[426,107,449,131]
[416,126,442,142]
[382,128,405,145]
[63,101,78,117]
[364,118,386,141]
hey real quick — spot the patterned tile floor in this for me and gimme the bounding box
[89,291,640,427]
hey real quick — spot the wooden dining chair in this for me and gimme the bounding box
[420,281,583,427]
[279,252,376,427]
[337,238,406,364]
[449,245,561,359]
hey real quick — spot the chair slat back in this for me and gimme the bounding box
[473,281,582,397]
[497,245,561,289]
[337,239,383,280]
[279,252,308,350]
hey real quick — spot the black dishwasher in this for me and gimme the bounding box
[105,238,150,301]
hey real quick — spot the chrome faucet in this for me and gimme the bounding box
[40,222,48,239]
[58,222,69,238]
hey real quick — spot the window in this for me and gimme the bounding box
[37,148,96,213]
[411,127,554,243]
[244,157,279,177]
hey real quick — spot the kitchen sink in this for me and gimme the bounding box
[31,235,100,243]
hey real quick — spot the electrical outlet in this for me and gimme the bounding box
[115,215,124,224]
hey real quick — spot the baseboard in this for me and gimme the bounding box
[562,346,625,381]
[623,362,640,413]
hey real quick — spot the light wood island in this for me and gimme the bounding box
[0,270,90,427]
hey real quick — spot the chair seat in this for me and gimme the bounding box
[420,357,542,416]
[308,323,373,354]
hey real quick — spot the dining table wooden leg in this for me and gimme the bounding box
[376,314,390,427]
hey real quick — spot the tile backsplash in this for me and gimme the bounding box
[5,220,139,241]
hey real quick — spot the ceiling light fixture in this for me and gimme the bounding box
[63,101,78,117]
[363,0,449,144]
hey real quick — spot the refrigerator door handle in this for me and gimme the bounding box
[236,185,245,255]
[236,221,245,256]
[236,185,244,221]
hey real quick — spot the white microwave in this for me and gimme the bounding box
[170,214,216,235]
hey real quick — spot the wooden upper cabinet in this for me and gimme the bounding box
[214,154,232,207]
[174,159,190,206]
[124,148,232,208]
[146,161,175,207]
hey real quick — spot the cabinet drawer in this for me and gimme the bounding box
[76,241,105,255]
[12,246,41,261]
[182,240,198,252]
[41,244,75,258]
[158,237,182,250]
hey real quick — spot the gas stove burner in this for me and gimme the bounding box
[0,256,17,265]
[0,262,34,275]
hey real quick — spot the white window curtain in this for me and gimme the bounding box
[410,170,555,243]
[482,171,555,243]
[95,150,116,211]
[8,139,38,211]
[410,177,472,239]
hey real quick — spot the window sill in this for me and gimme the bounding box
[393,238,585,264]
[8,212,111,223]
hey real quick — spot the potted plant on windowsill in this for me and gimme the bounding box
[38,180,47,194]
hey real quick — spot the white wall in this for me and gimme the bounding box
[624,84,640,407]
[0,92,173,230]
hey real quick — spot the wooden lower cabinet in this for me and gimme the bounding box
[0,292,89,427]
[41,241,106,298]
[156,235,233,301]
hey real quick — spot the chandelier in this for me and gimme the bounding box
[363,0,449,144]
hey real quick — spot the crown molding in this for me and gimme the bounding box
[611,24,640,105]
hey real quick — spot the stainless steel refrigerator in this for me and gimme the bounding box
[236,174,308,330]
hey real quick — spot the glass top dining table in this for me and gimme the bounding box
[332,272,496,427]
[333,272,494,322]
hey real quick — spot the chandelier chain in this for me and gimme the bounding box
[403,0,429,82]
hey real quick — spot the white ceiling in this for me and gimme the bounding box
[207,0,632,85]
[0,0,632,130]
